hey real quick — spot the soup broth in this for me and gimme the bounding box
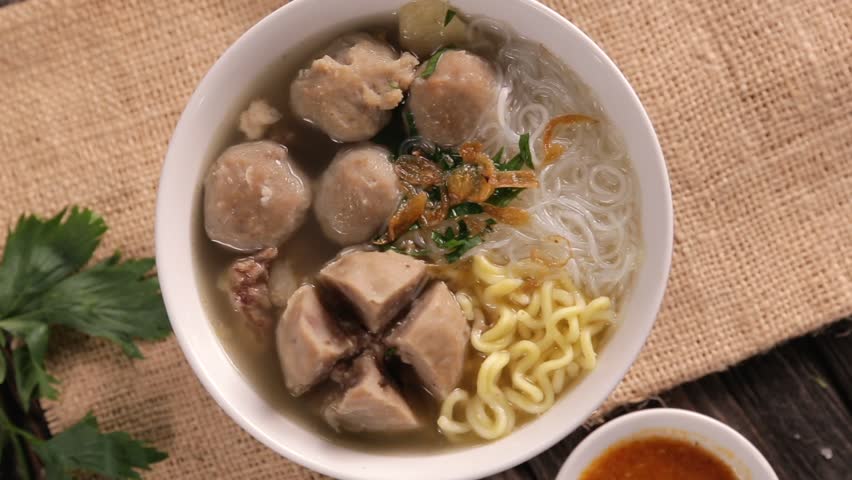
[194,1,640,451]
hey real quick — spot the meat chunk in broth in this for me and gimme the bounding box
[318,251,427,333]
[386,281,470,399]
[224,247,278,333]
[276,285,357,396]
[238,99,281,140]
[324,354,421,433]
[290,33,419,142]
[408,50,498,146]
[314,144,401,246]
[204,141,311,251]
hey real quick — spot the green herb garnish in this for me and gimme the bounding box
[489,134,533,206]
[432,220,492,263]
[32,412,168,480]
[0,207,170,479]
[420,48,449,79]
[495,133,532,171]
[444,9,457,26]
[448,202,484,218]
[487,188,524,207]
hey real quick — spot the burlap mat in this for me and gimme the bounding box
[1,0,850,477]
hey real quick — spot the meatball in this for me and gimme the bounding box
[290,33,419,142]
[408,50,499,146]
[204,141,311,251]
[314,144,401,246]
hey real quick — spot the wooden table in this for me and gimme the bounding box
[1,1,850,479]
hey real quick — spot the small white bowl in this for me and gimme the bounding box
[156,0,672,479]
[557,409,779,480]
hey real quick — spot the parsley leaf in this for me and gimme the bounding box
[420,48,449,79]
[10,323,57,408]
[0,206,171,477]
[33,412,167,480]
[0,207,106,318]
[11,254,170,358]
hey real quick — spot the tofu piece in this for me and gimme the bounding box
[386,282,469,399]
[318,251,427,333]
[276,285,356,396]
[323,354,421,433]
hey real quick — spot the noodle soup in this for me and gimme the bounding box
[194,0,641,450]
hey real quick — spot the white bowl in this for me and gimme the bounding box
[155,0,672,479]
[556,409,779,480]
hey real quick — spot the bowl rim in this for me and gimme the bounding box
[155,0,673,478]
[555,408,779,480]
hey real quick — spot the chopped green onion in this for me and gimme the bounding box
[420,48,449,79]
[449,202,484,218]
[444,9,457,26]
[487,188,524,207]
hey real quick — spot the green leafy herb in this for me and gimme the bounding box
[495,133,532,171]
[489,134,533,206]
[33,412,167,480]
[420,48,449,79]
[448,202,484,218]
[518,133,533,169]
[0,207,170,478]
[0,207,106,318]
[432,220,493,263]
[487,188,524,207]
[444,9,457,26]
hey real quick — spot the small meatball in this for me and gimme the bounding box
[408,50,498,146]
[314,144,401,245]
[204,141,311,251]
[224,248,278,333]
[290,33,419,142]
[239,99,281,140]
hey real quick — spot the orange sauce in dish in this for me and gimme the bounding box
[580,435,738,480]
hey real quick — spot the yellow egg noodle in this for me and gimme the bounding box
[438,255,615,440]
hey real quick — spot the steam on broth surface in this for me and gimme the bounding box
[194,0,641,451]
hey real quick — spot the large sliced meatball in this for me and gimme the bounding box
[314,144,401,246]
[204,141,311,251]
[290,33,419,142]
[408,50,499,146]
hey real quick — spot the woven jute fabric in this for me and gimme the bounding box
[1,0,850,477]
